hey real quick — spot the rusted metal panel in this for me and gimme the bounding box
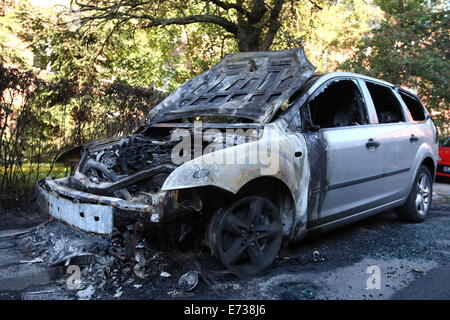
[146,48,315,124]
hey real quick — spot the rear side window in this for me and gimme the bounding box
[365,82,404,123]
[399,92,426,121]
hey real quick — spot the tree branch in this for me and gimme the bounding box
[260,0,285,50]
[249,0,268,23]
[138,14,238,35]
[205,0,252,19]
[75,1,239,36]
[307,0,323,10]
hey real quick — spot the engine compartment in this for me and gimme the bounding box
[68,124,262,202]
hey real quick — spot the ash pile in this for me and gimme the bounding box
[9,218,230,300]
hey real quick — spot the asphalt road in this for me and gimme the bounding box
[0,182,449,300]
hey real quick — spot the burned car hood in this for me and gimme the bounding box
[146,48,315,124]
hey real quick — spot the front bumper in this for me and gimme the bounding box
[37,177,172,235]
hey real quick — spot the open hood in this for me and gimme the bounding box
[146,48,315,124]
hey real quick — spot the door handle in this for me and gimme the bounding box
[366,138,380,149]
[410,135,419,143]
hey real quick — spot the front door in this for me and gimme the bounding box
[303,78,384,227]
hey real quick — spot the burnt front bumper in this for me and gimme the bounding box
[37,177,173,235]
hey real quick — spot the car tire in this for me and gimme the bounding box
[396,165,433,222]
[208,196,283,277]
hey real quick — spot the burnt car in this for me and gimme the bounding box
[37,48,439,276]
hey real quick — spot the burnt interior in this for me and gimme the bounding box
[308,79,368,128]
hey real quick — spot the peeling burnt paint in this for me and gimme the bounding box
[302,132,328,225]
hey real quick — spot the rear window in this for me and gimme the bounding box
[399,92,426,121]
[365,82,405,123]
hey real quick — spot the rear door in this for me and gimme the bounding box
[361,81,413,201]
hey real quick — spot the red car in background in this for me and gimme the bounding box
[437,137,450,179]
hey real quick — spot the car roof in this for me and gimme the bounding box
[317,72,396,87]
[310,72,421,100]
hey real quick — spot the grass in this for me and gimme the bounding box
[1,162,69,186]
[0,162,70,208]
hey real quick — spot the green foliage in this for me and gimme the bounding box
[342,0,449,111]
[0,0,448,204]
[0,7,27,66]
[275,0,383,72]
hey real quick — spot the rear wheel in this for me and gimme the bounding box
[209,196,283,277]
[396,165,433,222]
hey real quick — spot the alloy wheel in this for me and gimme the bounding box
[212,196,283,276]
[415,173,431,216]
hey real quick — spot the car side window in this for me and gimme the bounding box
[307,79,369,129]
[399,92,426,121]
[365,82,405,123]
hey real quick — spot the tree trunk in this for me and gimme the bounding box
[236,0,284,52]
[237,23,261,52]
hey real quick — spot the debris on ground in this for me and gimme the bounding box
[20,257,44,264]
[312,250,320,262]
[282,286,316,300]
[0,215,230,299]
[113,288,123,298]
[178,271,199,291]
[0,227,35,239]
[0,219,51,239]
[77,285,95,300]
[167,289,193,298]
[2,200,450,300]
[0,189,284,301]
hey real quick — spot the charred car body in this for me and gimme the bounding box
[37,48,439,276]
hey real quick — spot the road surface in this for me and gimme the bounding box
[0,182,449,300]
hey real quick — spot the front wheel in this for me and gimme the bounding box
[396,165,433,222]
[209,196,283,277]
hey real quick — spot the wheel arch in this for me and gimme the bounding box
[421,156,436,178]
[235,176,297,236]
